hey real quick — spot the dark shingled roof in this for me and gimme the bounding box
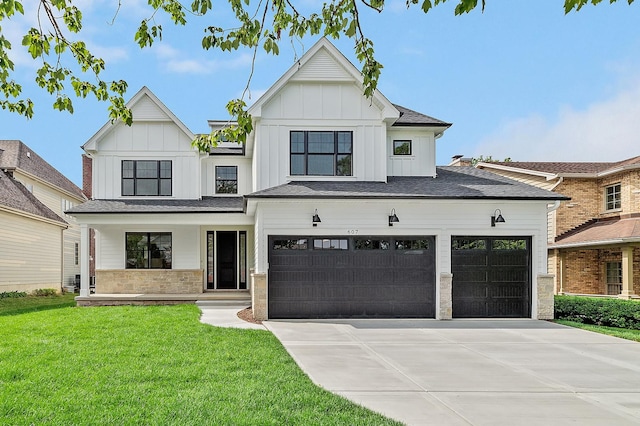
[67,196,244,214]
[0,169,67,224]
[489,156,640,175]
[246,167,568,200]
[0,140,85,200]
[392,104,451,128]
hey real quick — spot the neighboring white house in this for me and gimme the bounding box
[69,38,566,320]
[0,140,85,293]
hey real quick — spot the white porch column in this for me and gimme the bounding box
[620,246,636,300]
[79,224,90,297]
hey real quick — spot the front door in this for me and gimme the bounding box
[206,231,247,290]
[217,231,236,289]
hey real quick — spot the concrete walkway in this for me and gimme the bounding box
[264,319,640,426]
[196,301,265,330]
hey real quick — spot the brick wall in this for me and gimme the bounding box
[554,179,600,236]
[561,249,602,294]
[95,269,204,294]
[82,154,92,199]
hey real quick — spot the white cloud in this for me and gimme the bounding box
[474,78,640,162]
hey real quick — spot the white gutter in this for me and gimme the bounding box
[550,238,640,250]
[547,200,561,213]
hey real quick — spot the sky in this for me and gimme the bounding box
[1,0,640,187]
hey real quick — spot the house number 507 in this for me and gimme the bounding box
[347,229,359,235]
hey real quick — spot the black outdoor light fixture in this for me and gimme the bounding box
[491,209,505,227]
[312,209,321,226]
[389,208,400,226]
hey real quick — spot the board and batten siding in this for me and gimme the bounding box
[387,128,437,177]
[0,210,64,292]
[254,82,388,190]
[92,122,200,199]
[95,225,200,270]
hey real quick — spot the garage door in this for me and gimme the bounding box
[451,237,531,318]
[268,236,436,319]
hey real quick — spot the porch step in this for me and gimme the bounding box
[75,291,251,307]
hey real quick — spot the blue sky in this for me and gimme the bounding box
[2,0,639,186]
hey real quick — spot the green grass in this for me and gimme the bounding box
[0,302,400,425]
[555,319,640,342]
[0,293,76,316]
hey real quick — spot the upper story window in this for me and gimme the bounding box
[122,160,172,196]
[215,166,238,194]
[393,140,412,155]
[605,183,621,211]
[290,131,352,176]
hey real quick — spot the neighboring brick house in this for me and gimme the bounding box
[476,157,640,298]
[0,140,86,292]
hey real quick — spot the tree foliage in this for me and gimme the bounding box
[0,0,635,150]
[471,155,512,166]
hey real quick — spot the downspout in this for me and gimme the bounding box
[547,199,562,294]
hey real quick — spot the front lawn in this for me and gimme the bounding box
[0,303,399,425]
[0,293,76,316]
[554,319,640,342]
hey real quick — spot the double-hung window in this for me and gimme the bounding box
[290,131,352,176]
[605,183,621,211]
[122,160,172,196]
[606,261,622,295]
[215,166,238,194]
[126,232,172,269]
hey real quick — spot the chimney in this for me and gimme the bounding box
[82,154,92,199]
[449,155,472,167]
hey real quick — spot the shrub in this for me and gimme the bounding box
[555,295,640,330]
[31,288,58,297]
[0,291,28,299]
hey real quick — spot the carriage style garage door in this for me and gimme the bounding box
[268,236,436,319]
[451,236,531,318]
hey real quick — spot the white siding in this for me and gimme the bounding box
[290,48,352,82]
[253,198,549,285]
[387,128,437,177]
[95,225,200,270]
[201,157,252,196]
[0,211,64,292]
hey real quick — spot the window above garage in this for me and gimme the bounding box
[290,131,352,176]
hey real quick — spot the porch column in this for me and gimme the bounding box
[79,224,90,297]
[619,246,636,300]
[536,274,555,320]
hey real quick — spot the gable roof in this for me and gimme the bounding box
[82,86,195,152]
[248,38,399,122]
[478,156,640,178]
[0,169,67,226]
[0,140,85,200]
[245,167,568,200]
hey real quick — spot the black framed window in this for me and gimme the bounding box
[290,131,352,176]
[126,232,172,269]
[122,160,172,196]
[605,183,621,211]
[393,140,412,155]
[215,166,238,194]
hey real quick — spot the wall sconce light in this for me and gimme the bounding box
[389,208,400,226]
[312,209,321,227]
[491,209,505,227]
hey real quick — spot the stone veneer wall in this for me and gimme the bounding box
[536,274,555,320]
[251,272,267,321]
[95,269,203,294]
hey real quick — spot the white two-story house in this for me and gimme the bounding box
[69,38,566,320]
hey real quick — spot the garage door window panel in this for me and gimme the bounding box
[313,238,348,250]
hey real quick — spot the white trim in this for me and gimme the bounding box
[476,162,559,180]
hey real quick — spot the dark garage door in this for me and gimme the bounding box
[268,236,436,319]
[451,236,531,318]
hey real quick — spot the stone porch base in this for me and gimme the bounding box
[75,290,251,307]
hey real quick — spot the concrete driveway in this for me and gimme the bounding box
[264,319,640,425]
